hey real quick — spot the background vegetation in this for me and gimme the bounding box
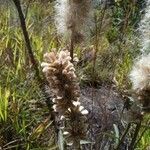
[0,0,149,149]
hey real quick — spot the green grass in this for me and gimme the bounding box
[0,1,150,150]
[0,2,57,149]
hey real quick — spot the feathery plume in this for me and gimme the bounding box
[130,54,150,111]
[55,0,91,43]
[130,54,150,91]
[138,0,150,53]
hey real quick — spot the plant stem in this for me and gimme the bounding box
[135,127,148,147]
[135,120,150,147]
[12,0,40,80]
[70,31,74,63]
[129,120,142,150]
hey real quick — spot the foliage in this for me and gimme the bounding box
[0,0,150,150]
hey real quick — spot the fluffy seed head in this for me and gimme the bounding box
[130,54,150,92]
[55,0,91,43]
[138,1,150,53]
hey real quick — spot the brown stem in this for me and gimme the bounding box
[70,31,74,63]
[12,0,40,81]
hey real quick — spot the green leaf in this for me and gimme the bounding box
[113,124,120,145]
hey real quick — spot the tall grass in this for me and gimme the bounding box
[0,0,150,149]
[0,1,57,149]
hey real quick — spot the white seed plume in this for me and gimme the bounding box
[55,0,91,41]
[130,54,150,91]
[139,0,150,53]
[55,0,68,34]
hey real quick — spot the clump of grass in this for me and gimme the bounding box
[0,1,58,149]
[0,0,150,149]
